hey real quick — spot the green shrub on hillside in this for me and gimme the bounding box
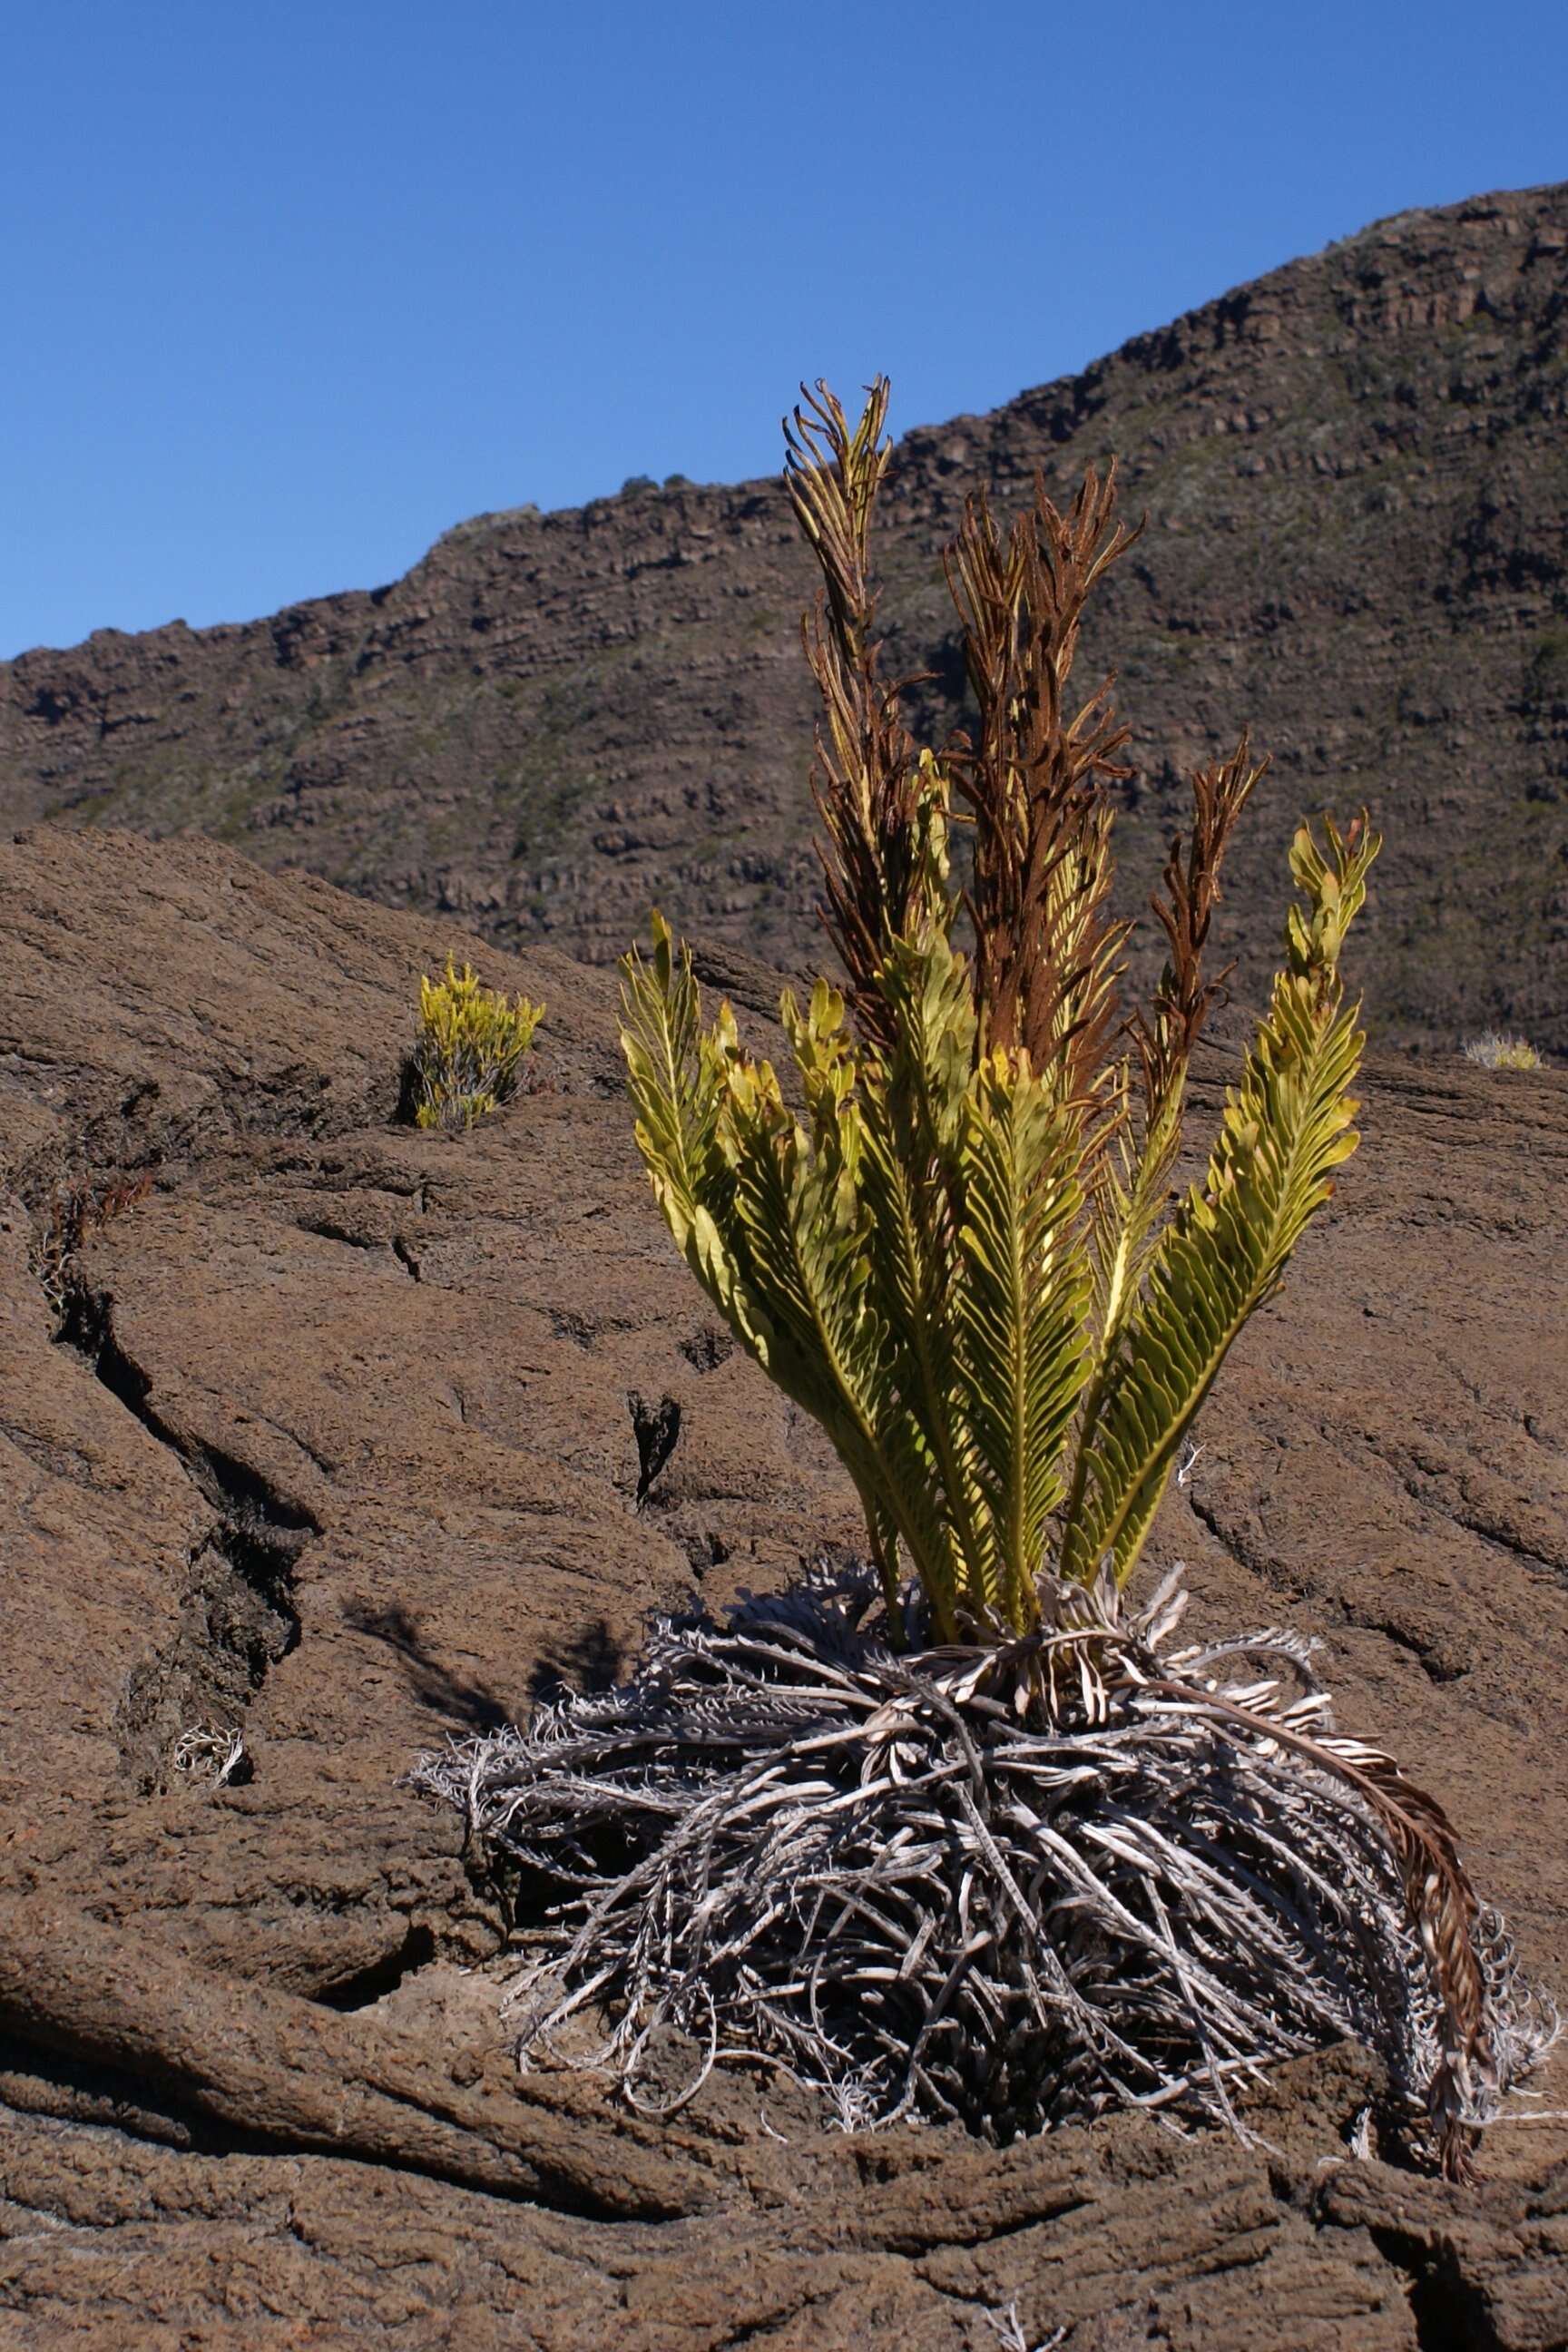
[407,957,544,1132]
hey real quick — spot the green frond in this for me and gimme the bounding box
[1094,1071,1181,1340]
[1067,1055,1185,1540]
[908,750,957,941]
[758,1139,949,1569]
[622,916,710,1204]
[954,1051,1091,1629]
[1060,815,1380,1589]
[620,917,967,1628]
[856,929,990,1628]
[619,914,755,1340]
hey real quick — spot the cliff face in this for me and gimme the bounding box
[5,183,1567,1048]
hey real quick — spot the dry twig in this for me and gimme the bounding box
[413,1564,1551,2175]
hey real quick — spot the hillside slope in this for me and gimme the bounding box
[4,184,1566,1049]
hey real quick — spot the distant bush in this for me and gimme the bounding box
[407,957,544,1132]
[620,474,657,495]
[432,505,541,554]
[1465,1031,1544,1070]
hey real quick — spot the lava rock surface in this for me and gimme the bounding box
[2,827,1566,2347]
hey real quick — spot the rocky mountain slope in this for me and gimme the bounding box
[4,184,1567,1054]
[2,827,1566,2347]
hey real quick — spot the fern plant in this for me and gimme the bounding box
[418,380,1544,2175]
[408,956,544,1133]
[622,382,1378,1643]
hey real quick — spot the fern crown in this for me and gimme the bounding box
[620,381,1378,1642]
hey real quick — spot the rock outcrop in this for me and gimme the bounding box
[4,183,1567,1054]
[2,826,1565,2346]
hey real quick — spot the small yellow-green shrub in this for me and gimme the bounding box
[1465,1031,1544,1071]
[408,957,544,1132]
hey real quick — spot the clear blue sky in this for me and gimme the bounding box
[5,0,1565,658]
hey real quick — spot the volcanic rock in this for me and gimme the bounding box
[1,825,1566,2346]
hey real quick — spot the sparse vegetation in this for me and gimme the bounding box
[430,505,542,555]
[34,1168,153,1328]
[417,382,1547,2174]
[1465,1031,1544,1070]
[406,956,544,1132]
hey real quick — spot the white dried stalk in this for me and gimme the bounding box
[412,1563,1553,2171]
[172,1721,247,1788]
[985,2305,1065,2352]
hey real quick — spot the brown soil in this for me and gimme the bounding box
[2,826,1566,2347]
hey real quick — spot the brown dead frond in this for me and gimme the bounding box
[786,404,1254,1172]
[785,377,926,1057]
[33,1167,154,1327]
[1140,1671,1500,2180]
[945,467,1142,1128]
[1132,738,1266,1123]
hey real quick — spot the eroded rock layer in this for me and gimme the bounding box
[4,183,1567,1052]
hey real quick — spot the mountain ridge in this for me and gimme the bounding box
[4,180,1566,1048]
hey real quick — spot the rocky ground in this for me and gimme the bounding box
[4,184,1567,1055]
[3,827,1567,2348]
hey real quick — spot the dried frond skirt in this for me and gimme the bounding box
[412,1565,1553,2174]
